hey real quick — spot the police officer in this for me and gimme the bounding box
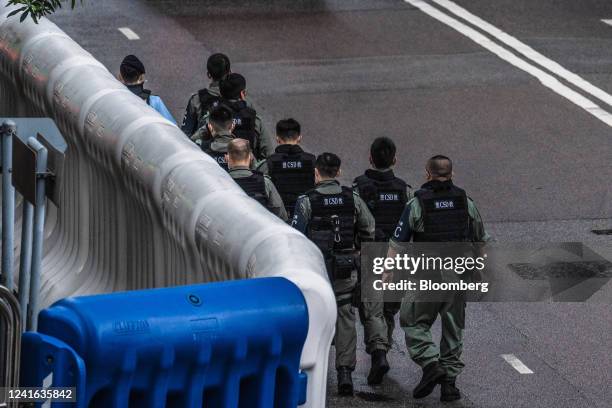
[181,53,230,136]
[226,139,288,221]
[353,137,411,345]
[292,153,389,396]
[386,155,488,402]
[118,55,176,124]
[199,104,236,171]
[217,73,272,161]
[257,119,316,219]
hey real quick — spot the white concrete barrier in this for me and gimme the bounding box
[0,3,336,406]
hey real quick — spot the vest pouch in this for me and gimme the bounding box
[309,229,334,253]
[332,253,355,280]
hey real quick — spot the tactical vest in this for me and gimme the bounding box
[267,148,315,218]
[413,181,471,242]
[224,100,258,147]
[234,172,271,210]
[353,170,409,242]
[201,140,228,171]
[307,187,356,280]
[195,89,222,130]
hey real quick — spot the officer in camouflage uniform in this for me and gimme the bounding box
[198,104,236,171]
[386,155,489,402]
[292,153,389,396]
[353,137,411,346]
[226,138,287,221]
[257,119,316,219]
[193,73,272,161]
[181,53,230,137]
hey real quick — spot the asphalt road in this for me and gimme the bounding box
[48,1,611,407]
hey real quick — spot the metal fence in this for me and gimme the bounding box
[0,285,20,408]
[0,2,336,407]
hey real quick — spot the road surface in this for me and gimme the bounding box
[49,1,611,406]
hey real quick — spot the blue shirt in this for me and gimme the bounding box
[148,95,176,125]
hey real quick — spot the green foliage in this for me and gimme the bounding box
[6,0,81,23]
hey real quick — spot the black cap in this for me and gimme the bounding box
[120,55,146,80]
[220,73,246,100]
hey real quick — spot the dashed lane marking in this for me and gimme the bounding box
[118,27,140,40]
[501,354,535,374]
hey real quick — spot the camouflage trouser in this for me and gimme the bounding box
[334,276,389,370]
[400,297,466,378]
[383,301,401,345]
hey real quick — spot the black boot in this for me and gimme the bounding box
[413,361,445,399]
[367,350,390,385]
[440,378,461,402]
[337,367,354,396]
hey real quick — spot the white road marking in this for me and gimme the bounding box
[118,27,140,40]
[601,19,612,27]
[41,372,53,408]
[404,0,612,128]
[501,354,534,374]
[433,0,612,110]
[42,372,53,388]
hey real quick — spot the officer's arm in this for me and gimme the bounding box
[290,195,310,234]
[255,116,274,160]
[255,159,269,175]
[190,126,204,145]
[181,94,198,136]
[468,198,491,242]
[265,178,288,222]
[406,184,414,200]
[354,195,375,246]
[388,200,415,251]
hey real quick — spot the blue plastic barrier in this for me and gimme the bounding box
[20,277,309,408]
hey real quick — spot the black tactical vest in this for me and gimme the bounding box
[413,180,471,242]
[353,169,409,242]
[234,172,271,210]
[201,140,228,171]
[307,187,356,280]
[224,100,258,147]
[127,84,152,105]
[197,88,221,117]
[267,146,316,218]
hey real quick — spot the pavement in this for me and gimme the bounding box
[46,1,611,406]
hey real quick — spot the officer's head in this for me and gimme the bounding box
[426,155,453,181]
[220,73,247,101]
[370,137,397,169]
[315,152,342,183]
[207,104,235,136]
[276,119,302,145]
[225,138,252,169]
[119,55,146,85]
[207,53,231,82]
